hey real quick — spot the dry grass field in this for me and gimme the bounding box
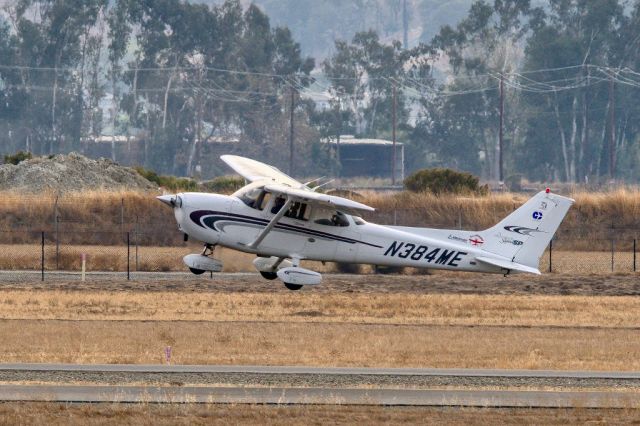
[4,319,640,369]
[0,288,638,369]
[0,290,638,327]
[1,403,636,425]
[3,188,640,244]
[0,241,635,274]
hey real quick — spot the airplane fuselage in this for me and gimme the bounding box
[174,192,501,274]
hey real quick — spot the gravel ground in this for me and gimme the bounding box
[0,271,639,296]
[0,371,639,390]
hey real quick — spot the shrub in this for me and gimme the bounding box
[134,166,198,191]
[200,176,245,193]
[4,151,32,165]
[404,168,488,195]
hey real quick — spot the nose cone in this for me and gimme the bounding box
[157,195,176,207]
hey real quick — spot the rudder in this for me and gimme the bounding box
[480,191,574,269]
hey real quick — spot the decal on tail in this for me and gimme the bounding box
[480,190,574,269]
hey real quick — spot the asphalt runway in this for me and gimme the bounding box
[0,364,638,407]
[2,384,640,407]
[2,363,640,379]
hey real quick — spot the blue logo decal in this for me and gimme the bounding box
[532,211,543,220]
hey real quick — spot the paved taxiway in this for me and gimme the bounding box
[0,364,638,407]
[2,363,640,379]
[1,384,639,407]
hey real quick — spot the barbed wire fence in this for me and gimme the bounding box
[0,193,639,279]
[0,230,636,281]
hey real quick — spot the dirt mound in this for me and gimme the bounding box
[0,152,157,193]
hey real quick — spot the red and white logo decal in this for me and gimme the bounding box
[469,235,484,246]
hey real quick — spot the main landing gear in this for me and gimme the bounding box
[183,244,223,275]
[259,271,278,280]
[253,256,322,291]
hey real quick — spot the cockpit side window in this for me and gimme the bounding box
[285,201,310,221]
[271,196,286,214]
[314,209,349,227]
[239,187,263,209]
[271,197,310,220]
[257,192,271,210]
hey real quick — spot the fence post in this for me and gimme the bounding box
[135,215,139,271]
[611,239,614,272]
[121,198,125,237]
[54,196,59,270]
[634,239,637,272]
[549,239,552,273]
[127,232,130,281]
[41,231,44,282]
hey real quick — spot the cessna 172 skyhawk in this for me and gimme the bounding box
[157,155,574,290]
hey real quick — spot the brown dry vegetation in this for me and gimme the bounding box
[2,189,640,245]
[0,244,633,275]
[363,189,640,242]
[0,242,632,274]
[3,320,639,369]
[0,290,638,327]
[0,244,342,272]
[0,403,635,426]
[0,290,639,369]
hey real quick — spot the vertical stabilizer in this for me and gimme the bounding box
[480,191,574,269]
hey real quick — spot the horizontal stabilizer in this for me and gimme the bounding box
[475,256,541,275]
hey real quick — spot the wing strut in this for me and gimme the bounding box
[248,197,293,250]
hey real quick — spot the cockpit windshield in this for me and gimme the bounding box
[233,183,269,210]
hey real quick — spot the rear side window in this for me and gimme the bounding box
[285,202,310,221]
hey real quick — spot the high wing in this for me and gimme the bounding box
[264,183,375,216]
[220,155,375,251]
[221,155,303,188]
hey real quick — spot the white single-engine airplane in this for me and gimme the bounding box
[158,155,574,290]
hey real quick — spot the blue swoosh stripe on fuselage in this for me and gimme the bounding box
[191,210,382,248]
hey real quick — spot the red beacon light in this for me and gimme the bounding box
[545,187,550,193]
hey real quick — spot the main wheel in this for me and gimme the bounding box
[284,282,303,291]
[260,271,278,280]
[189,267,206,275]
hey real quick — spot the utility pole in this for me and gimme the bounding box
[289,86,295,176]
[392,83,397,186]
[402,0,409,49]
[609,75,615,180]
[498,73,504,184]
[335,102,341,178]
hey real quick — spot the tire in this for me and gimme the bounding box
[189,267,206,275]
[260,271,278,280]
[284,283,303,291]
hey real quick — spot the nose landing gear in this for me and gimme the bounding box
[183,244,223,274]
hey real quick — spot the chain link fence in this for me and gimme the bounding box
[0,230,637,280]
